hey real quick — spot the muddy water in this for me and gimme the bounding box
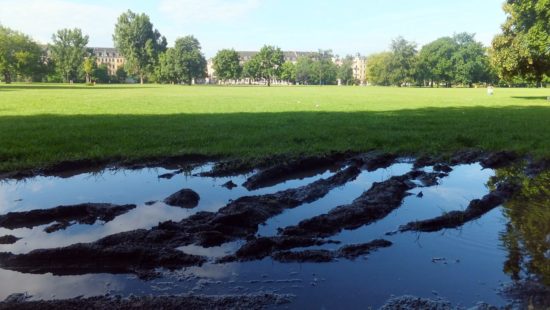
[0,162,546,308]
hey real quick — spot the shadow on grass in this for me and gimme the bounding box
[0,105,549,171]
[0,85,151,91]
[511,96,550,101]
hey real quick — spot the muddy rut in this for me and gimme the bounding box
[0,151,529,279]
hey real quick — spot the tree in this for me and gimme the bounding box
[366,52,393,86]
[113,10,167,84]
[280,61,296,84]
[0,26,44,83]
[337,56,355,85]
[242,56,261,83]
[115,67,127,83]
[82,55,96,83]
[253,45,284,86]
[388,37,417,86]
[213,49,242,83]
[157,36,206,84]
[50,28,89,83]
[417,37,457,87]
[452,33,491,87]
[314,49,338,85]
[93,63,110,83]
[157,49,177,84]
[295,55,315,85]
[491,0,550,87]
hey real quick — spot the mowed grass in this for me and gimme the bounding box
[0,83,549,172]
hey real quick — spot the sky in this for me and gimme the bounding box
[0,0,507,58]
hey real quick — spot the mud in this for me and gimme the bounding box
[396,181,520,233]
[0,203,137,232]
[0,293,292,310]
[349,152,397,171]
[198,159,268,178]
[479,151,519,169]
[0,151,546,308]
[242,152,355,190]
[0,243,205,278]
[0,166,361,277]
[164,189,200,208]
[0,154,215,181]
[272,239,393,263]
[280,170,445,239]
[219,236,340,262]
[221,180,238,189]
[0,235,20,245]
[378,295,453,310]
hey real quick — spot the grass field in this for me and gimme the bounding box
[0,83,549,173]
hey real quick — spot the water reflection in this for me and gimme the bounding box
[493,167,550,286]
[0,161,547,308]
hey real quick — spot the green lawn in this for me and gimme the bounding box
[0,83,549,173]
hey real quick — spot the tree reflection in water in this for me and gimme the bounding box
[491,165,549,306]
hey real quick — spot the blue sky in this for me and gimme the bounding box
[0,0,507,57]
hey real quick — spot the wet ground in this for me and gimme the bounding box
[0,153,548,309]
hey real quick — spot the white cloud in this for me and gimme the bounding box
[158,0,261,23]
[0,0,119,46]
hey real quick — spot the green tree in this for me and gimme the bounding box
[113,10,167,84]
[157,36,206,84]
[253,45,284,86]
[314,49,338,85]
[491,0,550,87]
[366,52,393,86]
[417,37,457,87]
[50,28,89,83]
[452,33,491,87]
[213,49,242,83]
[280,61,296,84]
[115,67,127,83]
[0,26,44,83]
[337,56,355,85]
[82,55,96,83]
[295,55,315,85]
[388,37,417,86]
[93,63,110,83]
[242,56,261,83]
[157,49,177,83]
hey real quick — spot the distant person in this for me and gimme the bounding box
[487,85,494,96]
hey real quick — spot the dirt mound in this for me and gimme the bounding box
[0,203,136,233]
[164,189,200,208]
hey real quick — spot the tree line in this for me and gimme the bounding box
[366,33,497,87]
[1,1,549,86]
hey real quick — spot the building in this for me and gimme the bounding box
[91,47,125,76]
[351,55,367,84]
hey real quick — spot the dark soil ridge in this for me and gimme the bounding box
[0,293,293,310]
[2,149,541,183]
[271,239,393,263]
[0,165,362,277]
[0,203,137,233]
[0,154,216,181]
[0,235,20,245]
[241,152,363,190]
[280,170,446,239]
[395,181,520,233]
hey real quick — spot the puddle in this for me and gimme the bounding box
[0,159,548,309]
